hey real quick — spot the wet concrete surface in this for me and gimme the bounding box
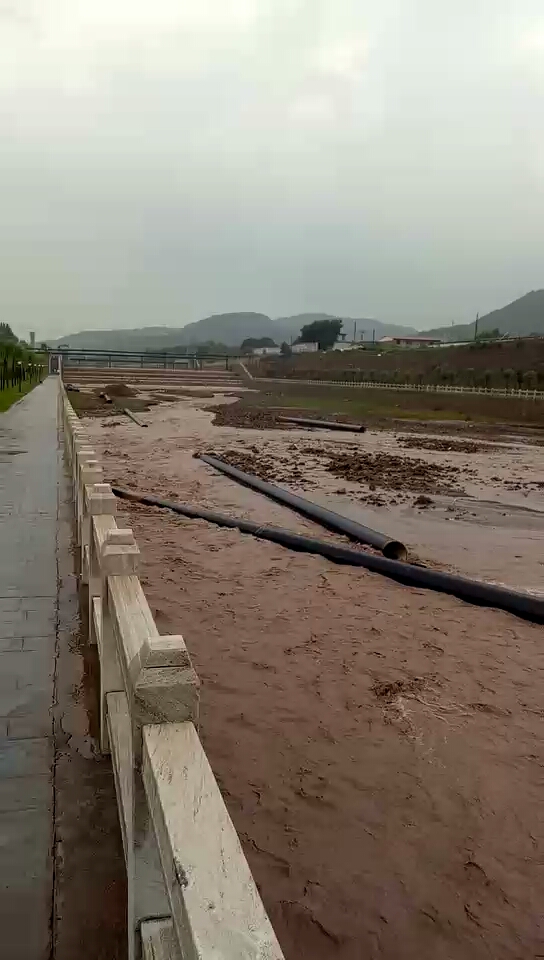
[0,379,126,960]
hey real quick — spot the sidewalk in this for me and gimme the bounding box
[0,378,126,959]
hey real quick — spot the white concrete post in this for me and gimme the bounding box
[99,530,140,753]
[76,458,103,553]
[81,478,114,580]
[105,572,200,960]
[71,433,91,488]
[86,485,118,645]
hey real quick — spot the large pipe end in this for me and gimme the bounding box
[383,540,407,561]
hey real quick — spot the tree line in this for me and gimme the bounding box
[0,323,44,393]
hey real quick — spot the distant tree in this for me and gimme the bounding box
[240,337,277,353]
[523,370,537,389]
[280,341,292,357]
[476,327,500,340]
[503,367,515,388]
[0,322,17,343]
[296,318,342,351]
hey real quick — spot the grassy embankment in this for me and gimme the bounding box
[0,344,45,413]
[240,381,544,427]
[256,337,544,391]
[0,379,39,413]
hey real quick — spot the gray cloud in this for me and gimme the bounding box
[1,0,543,339]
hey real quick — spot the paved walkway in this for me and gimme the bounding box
[0,379,126,960]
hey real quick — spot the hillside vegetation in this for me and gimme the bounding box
[256,337,544,390]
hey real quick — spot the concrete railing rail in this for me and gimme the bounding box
[246,366,544,400]
[58,379,284,960]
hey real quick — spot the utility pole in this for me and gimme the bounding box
[353,321,357,343]
[474,312,479,340]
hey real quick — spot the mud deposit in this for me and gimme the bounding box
[211,445,474,500]
[84,397,544,960]
[210,402,362,431]
[210,403,288,430]
[113,495,544,960]
[399,436,489,454]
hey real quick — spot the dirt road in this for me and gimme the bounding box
[85,397,544,960]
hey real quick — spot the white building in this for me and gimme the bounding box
[251,346,281,356]
[291,342,319,354]
[378,336,442,347]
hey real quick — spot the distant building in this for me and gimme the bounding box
[291,342,319,354]
[29,331,35,348]
[378,336,442,347]
[252,345,281,356]
[332,334,363,351]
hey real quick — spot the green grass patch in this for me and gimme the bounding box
[247,391,478,420]
[244,383,544,426]
[0,380,39,413]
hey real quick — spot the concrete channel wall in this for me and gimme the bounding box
[58,379,284,960]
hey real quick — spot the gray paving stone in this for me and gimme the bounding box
[0,380,127,959]
[0,807,52,960]
[0,381,58,959]
[0,737,53,778]
[0,775,51,812]
[0,637,24,652]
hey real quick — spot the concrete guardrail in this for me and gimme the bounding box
[58,379,284,960]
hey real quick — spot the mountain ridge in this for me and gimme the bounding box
[49,312,418,350]
[424,290,544,341]
[48,291,544,350]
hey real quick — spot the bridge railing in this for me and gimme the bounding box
[58,379,284,960]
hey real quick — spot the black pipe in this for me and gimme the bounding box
[111,485,544,624]
[123,407,148,427]
[278,416,366,433]
[199,454,407,561]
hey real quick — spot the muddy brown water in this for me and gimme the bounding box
[85,398,544,960]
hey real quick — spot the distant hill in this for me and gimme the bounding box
[49,311,418,350]
[50,313,274,350]
[178,312,273,346]
[48,293,544,351]
[421,321,476,342]
[51,326,187,351]
[477,290,544,336]
[423,290,544,341]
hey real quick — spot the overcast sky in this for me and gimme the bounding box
[1,1,543,339]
